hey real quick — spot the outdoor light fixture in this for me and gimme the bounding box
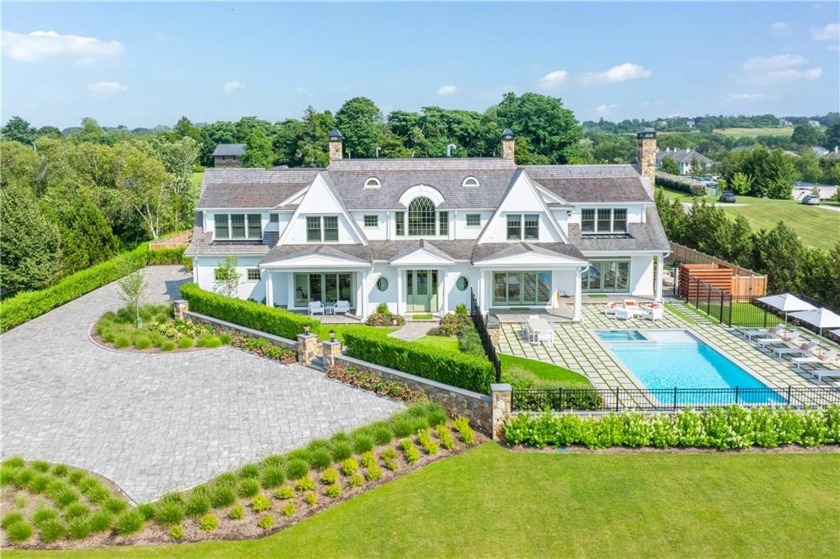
[329,329,336,342]
[303,325,311,335]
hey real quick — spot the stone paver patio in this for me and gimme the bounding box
[0,266,402,503]
[498,298,836,393]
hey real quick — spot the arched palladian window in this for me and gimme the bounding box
[408,196,437,236]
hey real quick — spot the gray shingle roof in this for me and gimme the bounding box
[184,228,273,257]
[261,244,372,265]
[525,165,652,203]
[196,168,321,209]
[472,242,586,263]
[567,207,670,252]
[368,240,477,262]
[212,144,246,157]
[656,149,713,165]
[326,158,518,210]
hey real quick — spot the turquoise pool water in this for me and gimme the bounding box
[597,330,785,404]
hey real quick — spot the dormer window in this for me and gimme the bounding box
[364,177,381,189]
[462,176,480,188]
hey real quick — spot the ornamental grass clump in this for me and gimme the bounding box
[2,512,24,529]
[352,433,375,454]
[261,466,286,489]
[309,448,333,471]
[155,501,185,526]
[29,473,51,494]
[89,510,112,533]
[238,464,260,479]
[137,504,155,521]
[31,460,50,472]
[6,520,33,544]
[238,478,260,498]
[285,459,309,480]
[330,441,353,462]
[39,519,66,543]
[211,484,237,508]
[185,493,211,518]
[64,502,90,521]
[3,456,25,469]
[33,507,58,528]
[114,509,145,535]
[105,497,127,514]
[372,423,393,446]
[67,517,92,540]
[51,464,69,477]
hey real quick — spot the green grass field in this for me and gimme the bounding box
[714,127,795,138]
[9,444,839,558]
[659,186,840,250]
[191,172,203,189]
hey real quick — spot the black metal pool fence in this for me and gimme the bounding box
[511,386,840,412]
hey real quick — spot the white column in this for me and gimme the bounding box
[287,273,295,309]
[478,271,486,310]
[655,255,664,302]
[396,270,404,315]
[441,269,448,314]
[573,268,583,322]
[356,271,365,319]
[265,271,274,307]
[192,258,199,284]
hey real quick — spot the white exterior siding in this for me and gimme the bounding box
[352,211,388,241]
[194,256,267,301]
[630,255,655,297]
[367,264,399,314]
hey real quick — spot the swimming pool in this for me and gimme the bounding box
[596,330,785,405]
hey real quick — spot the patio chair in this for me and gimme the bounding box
[812,369,840,382]
[773,341,818,358]
[738,328,771,340]
[537,329,555,345]
[792,350,839,371]
[333,300,351,315]
[641,303,664,321]
[604,301,623,316]
[308,301,325,316]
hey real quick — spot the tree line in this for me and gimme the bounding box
[654,188,840,307]
[583,112,839,135]
[0,124,199,294]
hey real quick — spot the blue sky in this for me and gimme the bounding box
[2,2,838,129]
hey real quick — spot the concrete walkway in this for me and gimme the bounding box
[388,322,437,341]
[1,267,402,503]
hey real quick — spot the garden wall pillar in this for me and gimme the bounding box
[490,383,512,442]
[297,333,319,365]
[173,300,189,320]
[322,340,342,368]
[487,316,500,348]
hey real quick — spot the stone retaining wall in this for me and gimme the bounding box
[185,311,298,351]
[334,354,493,435]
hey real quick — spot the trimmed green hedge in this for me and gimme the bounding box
[179,283,320,339]
[0,244,193,333]
[342,330,495,394]
[0,246,149,332]
[504,406,840,450]
[655,172,706,196]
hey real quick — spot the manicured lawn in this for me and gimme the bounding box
[316,323,397,342]
[659,186,839,249]
[687,301,784,327]
[414,335,460,352]
[10,444,839,558]
[500,354,591,387]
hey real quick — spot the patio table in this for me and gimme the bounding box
[526,317,553,343]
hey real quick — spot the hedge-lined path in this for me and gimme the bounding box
[388,322,437,342]
[0,266,402,503]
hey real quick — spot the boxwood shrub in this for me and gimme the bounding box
[179,283,320,339]
[342,330,495,394]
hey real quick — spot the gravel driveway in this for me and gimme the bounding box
[0,266,402,503]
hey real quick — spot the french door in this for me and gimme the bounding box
[406,270,438,312]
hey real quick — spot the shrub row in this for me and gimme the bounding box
[179,283,320,339]
[503,406,840,450]
[326,365,429,404]
[655,172,707,196]
[146,247,192,271]
[0,244,192,333]
[342,330,495,394]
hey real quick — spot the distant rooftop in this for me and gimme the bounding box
[212,143,246,157]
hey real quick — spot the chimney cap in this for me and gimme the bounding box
[329,128,343,141]
[501,128,515,140]
[637,127,656,138]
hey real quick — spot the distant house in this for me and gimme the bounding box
[808,120,821,128]
[810,146,830,158]
[779,118,793,127]
[213,144,246,167]
[655,148,714,176]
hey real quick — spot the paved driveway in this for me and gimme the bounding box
[1,266,402,503]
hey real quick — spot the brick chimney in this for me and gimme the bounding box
[636,127,657,187]
[501,128,515,160]
[329,128,343,162]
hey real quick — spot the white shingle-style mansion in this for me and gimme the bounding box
[185,128,670,321]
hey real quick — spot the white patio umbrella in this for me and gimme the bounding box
[788,308,840,349]
[756,293,816,326]
[831,329,840,338]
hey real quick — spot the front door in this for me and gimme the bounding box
[406,270,438,312]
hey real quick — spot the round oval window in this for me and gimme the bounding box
[376,276,389,292]
[456,276,469,291]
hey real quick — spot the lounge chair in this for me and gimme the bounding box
[773,341,817,358]
[812,369,840,382]
[308,301,325,316]
[792,350,839,371]
[333,300,350,315]
[739,328,771,340]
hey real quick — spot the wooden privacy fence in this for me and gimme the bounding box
[149,230,193,250]
[670,242,766,298]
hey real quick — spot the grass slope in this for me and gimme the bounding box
[659,186,840,250]
[9,444,839,558]
[714,127,795,138]
[500,354,591,387]
[414,335,460,352]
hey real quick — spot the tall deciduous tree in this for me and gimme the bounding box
[1,116,37,145]
[114,143,172,239]
[495,92,582,164]
[173,116,201,142]
[243,128,274,168]
[660,157,680,175]
[214,256,241,297]
[791,124,822,147]
[335,97,384,158]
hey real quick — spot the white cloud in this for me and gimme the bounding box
[740,54,822,84]
[583,63,651,84]
[812,23,840,41]
[594,104,617,117]
[538,70,568,89]
[437,84,458,96]
[1,29,123,63]
[769,21,790,36]
[87,81,128,96]
[223,81,245,93]
[726,92,769,101]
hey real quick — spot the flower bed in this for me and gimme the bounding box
[94,305,230,352]
[230,335,296,364]
[326,365,428,404]
[0,404,481,549]
[503,406,840,450]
